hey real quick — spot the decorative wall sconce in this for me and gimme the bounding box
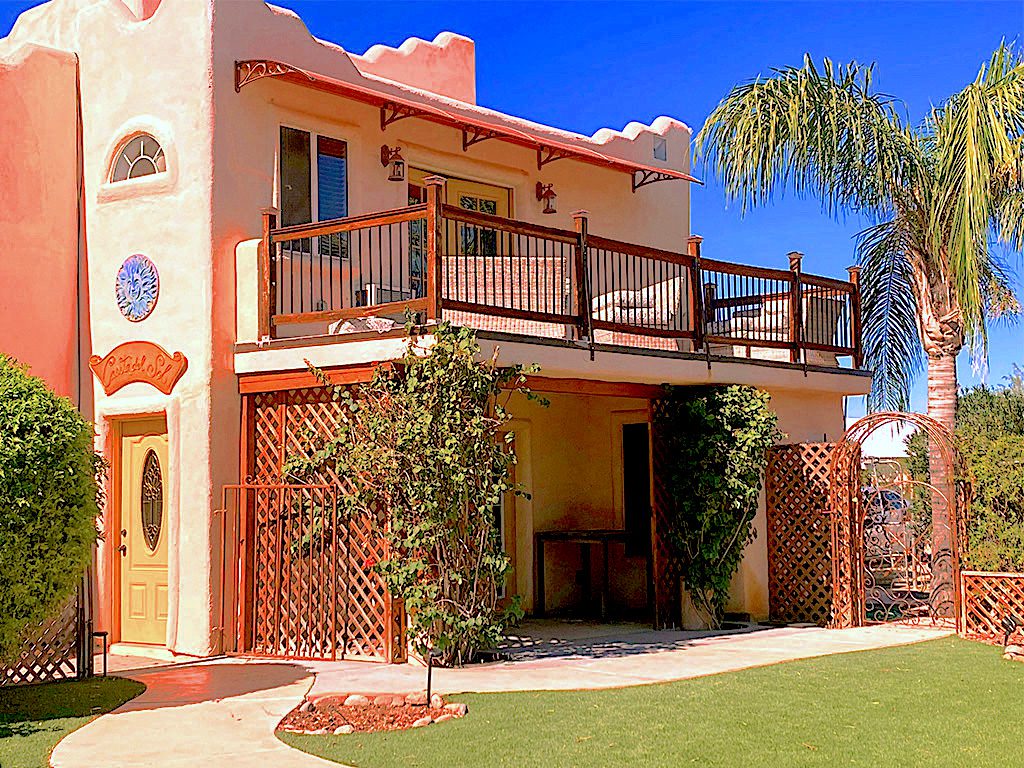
[535,182,557,215]
[380,145,406,182]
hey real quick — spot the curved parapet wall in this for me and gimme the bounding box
[352,31,476,104]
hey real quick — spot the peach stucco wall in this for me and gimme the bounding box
[0,44,80,401]
[351,32,477,104]
[507,392,651,615]
[1,0,222,656]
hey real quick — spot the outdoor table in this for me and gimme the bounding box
[534,529,628,620]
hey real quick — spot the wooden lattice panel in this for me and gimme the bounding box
[961,571,1024,643]
[0,594,80,686]
[765,443,836,626]
[245,388,400,662]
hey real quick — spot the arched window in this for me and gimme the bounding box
[110,134,166,182]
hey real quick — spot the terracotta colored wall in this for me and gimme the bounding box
[0,45,79,400]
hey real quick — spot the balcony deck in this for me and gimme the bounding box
[253,182,862,369]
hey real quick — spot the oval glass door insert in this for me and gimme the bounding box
[141,449,163,551]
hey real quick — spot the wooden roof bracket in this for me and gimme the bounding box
[632,169,683,193]
[380,102,424,131]
[462,126,500,151]
[537,146,572,170]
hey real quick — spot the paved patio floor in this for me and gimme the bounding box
[51,622,950,767]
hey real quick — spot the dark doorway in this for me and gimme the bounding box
[623,423,651,559]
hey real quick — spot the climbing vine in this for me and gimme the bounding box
[286,321,543,666]
[653,385,781,626]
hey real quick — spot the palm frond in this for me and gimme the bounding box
[696,55,919,218]
[992,136,1024,252]
[929,41,1024,351]
[857,220,924,411]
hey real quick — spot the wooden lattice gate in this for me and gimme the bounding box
[236,388,405,663]
[765,443,837,626]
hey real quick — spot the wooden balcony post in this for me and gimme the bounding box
[424,175,446,322]
[686,235,704,351]
[573,210,592,341]
[788,250,804,364]
[847,265,863,368]
[259,207,278,340]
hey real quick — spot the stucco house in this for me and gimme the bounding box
[0,0,870,662]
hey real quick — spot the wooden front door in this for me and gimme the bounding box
[119,422,169,645]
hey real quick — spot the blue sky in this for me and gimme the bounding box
[2,0,1021,414]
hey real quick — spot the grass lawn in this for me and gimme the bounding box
[281,637,1024,768]
[0,676,145,768]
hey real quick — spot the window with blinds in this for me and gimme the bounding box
[317,136,348,258]
[279,127,349,258]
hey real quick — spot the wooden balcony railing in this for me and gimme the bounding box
[258,178,863,367]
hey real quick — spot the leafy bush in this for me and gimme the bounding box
[907,382,1024,571]
[653,385,782,625]
[287,322,541,665]
[0,356,102,662]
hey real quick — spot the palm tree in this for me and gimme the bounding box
[696,45,1023,614]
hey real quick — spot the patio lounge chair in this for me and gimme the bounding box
[590,275,688,330]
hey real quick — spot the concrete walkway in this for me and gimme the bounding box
[50,660,336,767]
[307,621,951,695]
[51,623,950,767]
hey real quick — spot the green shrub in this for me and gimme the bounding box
[653,385,782,625]
[286,322,541,665]
[907,382,1024,571]
[0,356,102,662]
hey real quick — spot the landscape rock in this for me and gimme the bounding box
[444,702,468,716]
[433,713,452,723]
[333,725,355,735]
[373,695,393,707]
[298,700,315,713]
[429,693,445,709]
[412,716,433,728]
[405,691,428,706]
[343,694,370,707]
[391,695,407,707]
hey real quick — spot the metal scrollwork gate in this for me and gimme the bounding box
[829,412,970,630]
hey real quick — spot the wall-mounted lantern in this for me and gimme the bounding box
[535,182,557,215]
[380,145,406,182]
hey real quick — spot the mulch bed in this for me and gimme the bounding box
[277,694,467,735]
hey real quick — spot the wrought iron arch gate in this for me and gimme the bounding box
[828,412,970,630]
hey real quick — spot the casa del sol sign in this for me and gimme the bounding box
[89,340,188,396]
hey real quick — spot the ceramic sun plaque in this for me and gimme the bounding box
[116,253,160,321]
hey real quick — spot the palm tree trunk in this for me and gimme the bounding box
[926,352,957,617]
